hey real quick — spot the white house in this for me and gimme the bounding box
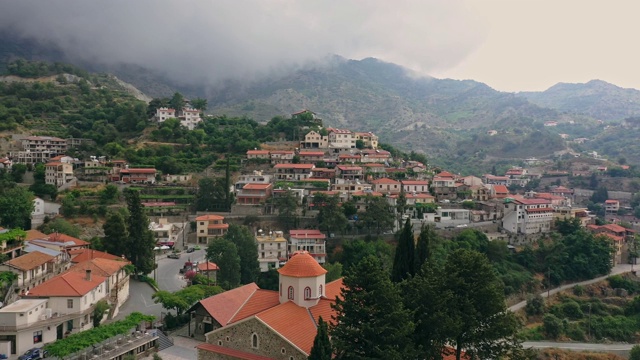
[502,198,553,235]
[255,230,287,272]
[31,197,45,228]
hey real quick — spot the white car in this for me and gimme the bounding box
[456,224,468,228]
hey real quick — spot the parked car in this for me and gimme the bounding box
[186,247,195,253]
[19,347,47,360]
[193,245,201,250]
[167,253,181,259]
[456,224,468,228]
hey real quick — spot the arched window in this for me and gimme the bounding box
[279,283,282,296]
[304,286,311,299]
[252,333,259,348]
[287,286,294,300]
[319,284,323,297]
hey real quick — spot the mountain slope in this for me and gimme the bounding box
[519,80,640,121]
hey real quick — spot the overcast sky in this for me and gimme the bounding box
[1,0,638,92]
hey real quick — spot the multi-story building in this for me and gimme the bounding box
[301,131,329,149]
[155,107,176,122]
[354,132,379,149]
[431,171,457,200]
[298,151,325,164]
[118,168,157,184]
[273,164,314,181]
[288,230,326,265]
[178,107,202,130]
[236,183,273,205]
[255,230,287,272]
[67,258,130,312]
[10,136,68,164]
[335,165,363,181]
[605,200,620,213]
[401,180,429,193]
[502,198,554,235]
[554,206,593,227]
[0,298,59,356]
[2,251,57,293]
[371,177,401,194]
[327,128,356,149]
[234,172,273,192]
[246,150,270,160]
[195,215,229,244]
[270,151,295,165]
[44,161,74,187]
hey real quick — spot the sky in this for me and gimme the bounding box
[1,0,639,92]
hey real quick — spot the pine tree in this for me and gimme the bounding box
[102,210,129,257]
[331,256,414,359]
[207,238,241,289]
[223,225,260,284]
[124,189,155,275]
[391,218,415,282]
[308,316,332,360]
[415,224,435,269]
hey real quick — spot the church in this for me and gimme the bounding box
[195,251,343,360]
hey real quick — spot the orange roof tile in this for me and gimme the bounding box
[5,251,54,271]
[602,223,627,233]
[273,164,314,169]
[309,298,338,326]
[197,262,220,272]
[196,214,225,221]
[199,283,260,326]
[26,271,106,297]
[208,223,229,230]
[493,185,509,194]
[69,249,124,263]
[324,278,344,301]
[25,230,49,241]
[278,252,327,278]
[436,171,454,178]
[196,343,275,360]
[289,230,325,239]
[371,177,400,184]
[68,258,128,277]
[229,289,280,324]
[256,301,318,355]
[48,233,89,246]
[242,183,272,190]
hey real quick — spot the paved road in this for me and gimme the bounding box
[154,248,207,293]
[112,279,163,321]
[523,341,633,351]
[509,263,634,312]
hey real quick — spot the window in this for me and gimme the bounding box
[279,283,282,296]
[251,333,259,348]
[319,284,323,296]
[33,331,42,343]
[304,287,311,300]
[67,299,73,308]
[288,286,294,300]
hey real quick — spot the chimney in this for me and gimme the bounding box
[85,269,92,281]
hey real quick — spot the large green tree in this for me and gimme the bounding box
[0,185,34,229]
[442,249,521,360]
[124,189,155,275]
[102,210,129,257]
[359,196,394,235]
[195,177,231,212]
[392,218,415,282]
[309,316,332,360]
[222,225,260,284]
[313,193,347,236]
[207,238,241,289]
[415,224,436,268]
[168,92,185,112]
[331,256,414,359]
[190,98,208,112]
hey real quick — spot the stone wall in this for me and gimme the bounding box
[203,317,307,360]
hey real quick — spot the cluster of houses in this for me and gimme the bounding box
[152,106,203,130]
[0,229,131,357]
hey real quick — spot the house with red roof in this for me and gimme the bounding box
[273,163,314,181]
[605,199,620,213]
[45,161,74,187]
[270,151,295,165]
[118,168,157,184]
[432,172,458,200]
[298,151,325,164]
[68,258,130,311]
[371,177,401,194]
[289,230,326,264]
[1,251,57,293]
[335,165,363,181]
[236,183,273,205]
[490,184,510,199]
[401,180,429,193]
[246,150,270,159]
[196,251,344,359]
[196,215,229,244]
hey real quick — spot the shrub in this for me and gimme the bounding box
[608,275,640,294]
[525,294,545,316]
[543,314,562,339]
[573,284,585,296]
[561,300,584,320]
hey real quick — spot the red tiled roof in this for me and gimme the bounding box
[69,258,128,277]
[48,233,89,247]
[120,168,156,174]
[323,278,344,301]
[197,262,220,272]
[247,150,270,155]
[208,223,229,230]
[598,233,624,243]
[197,343,275,360]
[493,185,509,194]
[436,171,454,178]
[278,252,327,278]
[26,271,106,297]
[351,190,383,197]
[5,251,54,271]
[229,289,280,323]
[309,298,338,326]
[371,177,400,184]
[196,214,225,221]
[602,224,627,233]
[273,164,314,169]
[243,183,272,190]
[256,301,318,355]
[45,162,63,166]
[69,249,124,263]
[199,283,260,326]
[605,200,619,204]
[336,165,362,171]
[401,180,429,185]
[289,230,326,239]
[299,152,325,156]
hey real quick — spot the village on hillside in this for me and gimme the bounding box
[0,107,638,360]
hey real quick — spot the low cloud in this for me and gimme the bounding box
[0,0,486,86]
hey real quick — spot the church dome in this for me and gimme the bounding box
[278,251,327,278]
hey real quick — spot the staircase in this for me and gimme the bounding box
[156,330,174,351]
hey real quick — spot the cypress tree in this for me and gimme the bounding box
[415,224,434,269]
[124,189,155,275]
[308,316,331,360]
[392,218,415,282]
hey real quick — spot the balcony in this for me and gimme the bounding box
[0,305,96,333]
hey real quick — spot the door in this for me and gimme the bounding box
[57,323,64,340]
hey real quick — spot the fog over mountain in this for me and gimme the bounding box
[0,1,485,87]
